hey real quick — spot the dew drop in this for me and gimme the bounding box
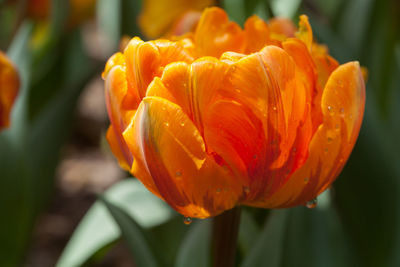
[162,107,166,111]
[183,216,192,225]
[244,186,250,193]
[216,188,222,193]
[272,106,277,111]
[327,106,334,114]
[235,89,241,93]
[324,147,329,153]
[306,198,317,209]
[327,137,333,143]
[164,122,170,127]
[339,107,345,114]
[180,122,185,127]
[292,148,297,153]
[253,154,258,159]
[304,177,310,184]
[335,124,340,130]
[175,171,182,177]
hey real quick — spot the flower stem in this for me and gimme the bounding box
[212,206,241,267]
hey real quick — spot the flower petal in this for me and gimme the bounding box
[138,0,215,38]
[104,65,134,168]
[124,96,241,218]
[255,62,365,208]
[123,37,195,107]
[0,51,19,129]
[244,15,271,53]
[194,7,245,57]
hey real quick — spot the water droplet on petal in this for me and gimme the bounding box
[162,107,166,111]
[339,107,345,114]
[175,171,182,177]
[272,106,277,111]
[327,137,333,143]
[216,188,222,193]
[335,124,340,130]
[253,154,257,159]
[244,186,250,193]
[304,177,309,184]
[324,147,329,153]
[164,122,169,127]
[327,106,334,114]
[183,217,192,225]
[306,198,317,209]
[235,89,241,93]
[180,122,185,127]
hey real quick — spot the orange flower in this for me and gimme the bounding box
[138,0,215,38]
[0,51,19,130]
[103,8,365,219]
[23,0,96,25]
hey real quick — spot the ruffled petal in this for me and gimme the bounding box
[244,15,270,53]
[123,37,195,108]
[194,7,245,57]
[138,0,215,38]
[104,65,134,168]
[123,96,241,218]
[295,15,313,51]
[268,17,296,39]
[254,62,365,208]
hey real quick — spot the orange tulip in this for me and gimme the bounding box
[0,51,19,130]
[103,7,365,219]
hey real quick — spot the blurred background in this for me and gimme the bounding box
[0,0,399,266]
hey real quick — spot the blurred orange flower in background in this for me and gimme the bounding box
[138,0,215,38]
[24,0,96,26]
[0,51,19,130]
[103,7,365,218]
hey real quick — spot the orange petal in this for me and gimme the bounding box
[146,57,228,134]
[0,51,19,130]
[194,7,245,57]
[244,15,270,53]
[123,37,195,106]
[268,17,296,39]
[295,15,313,51]
[255,62,365,208]
[138,0,215,38]
[123,96,241,218]
[104,65,133,168]
[167,11,202,37]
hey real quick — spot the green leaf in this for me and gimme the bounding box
[175,220,212,267]
[281,191,359,267]
[97,0,121,53]
[238,209,261,255]
[223,0,246,26]
[57,179,173,267]
[101,196,161,267]
[240,210,288,267]
[270,0,301,19]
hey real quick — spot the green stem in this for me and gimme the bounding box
[212,206,241,267]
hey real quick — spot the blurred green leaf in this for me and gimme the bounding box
[57,179,173,267]
[175,220,211,267]
[101,196,161,267]
[281,192,359,267]
[238,209,261,256]
[240,210,287,267]
[0,22,33,266]
[222,0,246,25]
[57,179,173,266]
[270,0,301,18]
[97,0,121,53]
